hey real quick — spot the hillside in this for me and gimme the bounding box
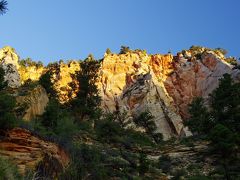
[0,46,239,179]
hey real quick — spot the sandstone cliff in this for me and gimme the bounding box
[0,128,69,176]
[1,46,239,139]
[99,52,186,139]
[164,49,240,118]
[16,85,49,121]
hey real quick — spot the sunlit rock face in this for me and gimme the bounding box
[99,52,186,139]
[18,65,45,84]
[164,50,240,118]
[0,46,21,88]
[53,61,80,103]
[0,128,69,176]
[16,85,49,121]
[1,46,239,139]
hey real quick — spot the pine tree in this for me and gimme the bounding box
[186,97,213,135]
[70,55,101,122]
[0,0,7,15]
[39,70,57,98]
[210,73,240,132]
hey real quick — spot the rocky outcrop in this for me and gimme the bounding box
[164,50,240,118]
[1,46,238,139]
[18,66,45,84]
[53,61,80,103]
[16,85,49,121]
[0,128,69,176]
[0,46,21,88]
[99,52,186,139]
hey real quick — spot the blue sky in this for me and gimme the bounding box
[0,0,240,64]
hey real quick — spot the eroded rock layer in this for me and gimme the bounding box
[0,128,69,176]
[1,46,239,139]
[99,52,186,139]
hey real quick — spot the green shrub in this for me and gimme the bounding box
[123,129,154,148]
[0,156,21,179]
[119,46,131,54]
[39,70,56,97]
[0,93,17,129]
[61,144,107,180]
[138,153,150,176]
[95,118,123,143]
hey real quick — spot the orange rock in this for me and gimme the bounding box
[0,128,69,176]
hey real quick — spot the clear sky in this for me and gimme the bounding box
[0,0,240,64]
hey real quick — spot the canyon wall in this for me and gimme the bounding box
[1,46,239,139]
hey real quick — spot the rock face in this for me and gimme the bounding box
[164,50,239,118]
[1,46,238,139]
[0,128,69,176]
[16,85,49,121]
[53,61,80,103]
[99,52,185,139]
[0,46,21,88]
[18,65,45,84]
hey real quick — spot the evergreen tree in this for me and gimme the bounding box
[119,46,131,54]
[187,74,240,179]
[138,152,149,176]
[210,73,240,132]
[105,48,112,55]
[0,66,17,129]
[0,0,7,15]
[70,55,101,121]
[134,111,162,143]
[39,70,57,98]
[41,99,60,129]
[209,124,238,180]
[186,97,213,135]
[0,66,7,90]
[0,93,17,129]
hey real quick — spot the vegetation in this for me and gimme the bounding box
[105,48,112,55]
[134,111,163,143]
[0,0,7,15]
[186,73,240,179]
[19,58,43,68]
[0,66,17,130]
[0,156,21,179]
[1,48,240,179]
[39,70,57,97]
[69,55,101,122]
[119,46,131,54]
[0,66,7,89]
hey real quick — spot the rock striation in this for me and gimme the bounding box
[99,52,186,139]
[16,85,49,121]
[1,46,239,139]
[164,50,240,118]
[0,128,69,176]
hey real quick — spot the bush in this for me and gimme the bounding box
[39,70,56,97]
[0,93,17,129]
[61,144,107,180]
[123,129,154,148]
[138,153,149,176]
[0,156,21,179]
[185,97,213,135]
[95,118,123,143]
[119,46,131,54]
